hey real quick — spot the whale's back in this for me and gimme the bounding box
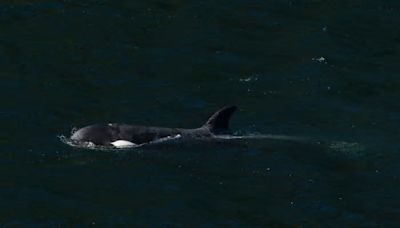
[69,105,237,146]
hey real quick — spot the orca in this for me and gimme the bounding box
[70,105,237,148]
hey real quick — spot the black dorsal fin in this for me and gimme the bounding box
[203,105,237,133]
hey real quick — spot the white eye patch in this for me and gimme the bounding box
[110,140,137,148]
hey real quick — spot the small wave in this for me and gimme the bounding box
[312,56,327,64]
[239,75,259,83]
[327,141,366,158]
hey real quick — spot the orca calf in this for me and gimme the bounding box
[70,106,237,148]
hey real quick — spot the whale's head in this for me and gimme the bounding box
[71,124,114,145]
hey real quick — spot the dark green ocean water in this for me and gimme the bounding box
[1,0,400,226]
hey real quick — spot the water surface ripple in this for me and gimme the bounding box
[0,0,399,226]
